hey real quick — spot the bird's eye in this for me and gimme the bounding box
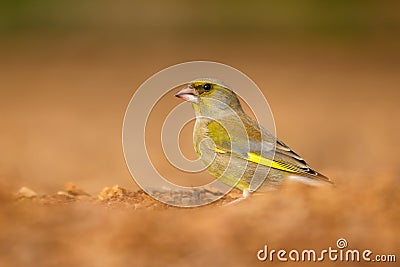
[203,83,212,91]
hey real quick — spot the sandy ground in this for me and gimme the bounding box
[0,39,399,266]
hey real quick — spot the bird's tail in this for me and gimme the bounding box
[287,170,333,186]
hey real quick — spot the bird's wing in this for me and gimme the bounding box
[273,140,331,182]
[206,114,330,183]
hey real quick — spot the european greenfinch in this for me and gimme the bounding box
[175,78,331,198]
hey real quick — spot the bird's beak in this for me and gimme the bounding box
[174,85,199,103]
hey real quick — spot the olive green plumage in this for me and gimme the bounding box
[175,78,331,196]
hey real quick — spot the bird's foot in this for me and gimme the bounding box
[222,189,250,206]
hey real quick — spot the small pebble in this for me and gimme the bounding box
[65,183,90,196]
[16,187,37,198]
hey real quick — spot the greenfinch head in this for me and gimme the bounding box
[175,78,243,113]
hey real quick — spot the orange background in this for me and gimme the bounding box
[0,1,399,266]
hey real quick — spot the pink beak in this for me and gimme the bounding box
[174,86,199,103]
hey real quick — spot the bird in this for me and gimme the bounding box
[175,78,332,199]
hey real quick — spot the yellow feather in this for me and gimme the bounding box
[247,152,298,173]
[212,148,299,173]
[214,148,227,154]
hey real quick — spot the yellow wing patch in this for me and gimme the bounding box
[247,152,299,173]
[212,148,300,173]
[214,148,227,154]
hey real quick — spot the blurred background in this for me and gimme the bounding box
[0,1,399,266]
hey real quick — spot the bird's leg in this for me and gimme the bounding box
[223,189,250,206]
[242,189,250,198]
